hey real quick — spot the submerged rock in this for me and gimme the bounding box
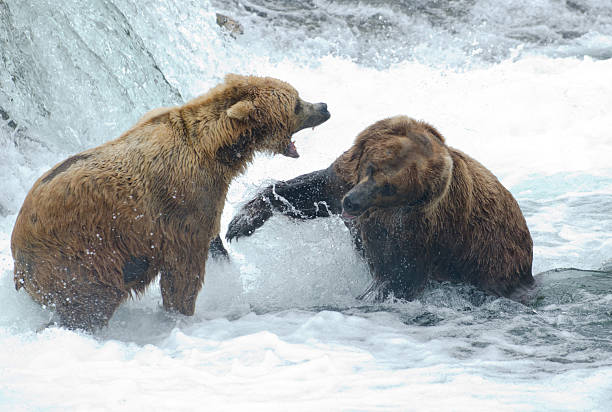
[216,13,244,37]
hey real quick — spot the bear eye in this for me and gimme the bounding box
[381,183,397,196]
[294,100,302,115]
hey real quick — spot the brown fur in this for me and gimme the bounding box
[336,117,533,298]
[11,74,330,331]
[226,116,534,300]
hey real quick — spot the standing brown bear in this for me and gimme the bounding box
[11,74,330,331]
[226,116,534,300]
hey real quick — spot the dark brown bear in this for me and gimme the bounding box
[226,116,534,300]
[11,74,330,331]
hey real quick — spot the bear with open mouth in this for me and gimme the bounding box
[11,74,330,331]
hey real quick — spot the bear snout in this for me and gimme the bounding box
[297,101,330,131]
[342,192,367,218]
[342,195,361,215]
[342,177,380,217]
[315,102,331,121]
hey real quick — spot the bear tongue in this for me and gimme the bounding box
[283,140,299,158]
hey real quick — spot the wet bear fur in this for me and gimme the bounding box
[11,74,330,331]
[226,116,534,300]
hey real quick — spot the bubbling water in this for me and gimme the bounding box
[0,0,611,409]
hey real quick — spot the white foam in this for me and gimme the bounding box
[1,1,612,409]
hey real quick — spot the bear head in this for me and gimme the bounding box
[221,74,330,159]
[337,116,453,218]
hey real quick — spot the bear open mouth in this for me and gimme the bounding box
[283,140,299,158]
[341,210,357,220]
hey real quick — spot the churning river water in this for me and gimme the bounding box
[1,1,612,410]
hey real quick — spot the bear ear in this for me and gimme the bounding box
[224,73,247,85]
[423,123,445,144]
[226,100,255,121]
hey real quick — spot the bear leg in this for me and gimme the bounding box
[226,168,343,241]
[159,268,203,316]
[51,282,127,332]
